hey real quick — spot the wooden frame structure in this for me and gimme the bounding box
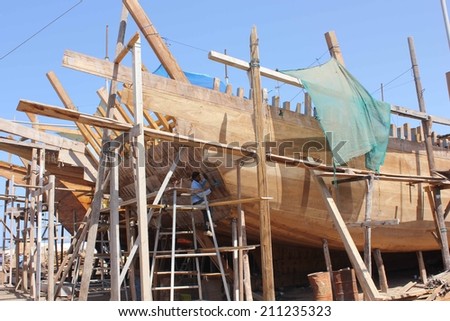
[1,0,450,302]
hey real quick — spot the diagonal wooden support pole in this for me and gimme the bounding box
[311,170,383,301]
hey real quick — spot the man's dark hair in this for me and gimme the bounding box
[191,171,201,180]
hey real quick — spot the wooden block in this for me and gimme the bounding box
[390,124,397,138]
[271,96,280,108]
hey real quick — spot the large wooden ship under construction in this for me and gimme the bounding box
[1,0,450,301]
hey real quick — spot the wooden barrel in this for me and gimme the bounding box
[307,271,333,301]
[332,268,359,301]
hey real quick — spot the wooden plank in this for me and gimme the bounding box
[208,50,304,88]
[114,32,140,64]
[311,170,382,301]
[17,100,130,132]
[0,116,85,153]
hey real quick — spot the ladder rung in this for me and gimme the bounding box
[152,285,199,291]
[160,230,193,235]
[155,271,198,275]
[201,272,227,277]
[155,252,218,259]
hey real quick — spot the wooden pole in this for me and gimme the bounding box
[322,239,336,300]
[125,209,137,300]
[416,251,428,284]
[109,147,121,301]
[132,36,152,301]
[232,218,239,301]
[35,148,45,300]
[373,249,388,293]
[28,149,37,298]
[249,26,275,301]
[364,175,374,276]
[47,175,55,301]
[408,37,450,270]
[236,162,253,301]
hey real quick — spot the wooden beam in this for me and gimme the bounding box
[114,31,140,64]
[123,0,188,82]
[325,31,345,66]
[0,116,85,153]
[208,50,304,87]
[17,100,130,132]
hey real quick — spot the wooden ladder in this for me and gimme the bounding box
[149,189,230,301]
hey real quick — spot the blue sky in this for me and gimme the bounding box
[0,1,450,242]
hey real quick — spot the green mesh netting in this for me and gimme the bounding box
[280,58,391,171]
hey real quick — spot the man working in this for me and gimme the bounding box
[191,171,214,236]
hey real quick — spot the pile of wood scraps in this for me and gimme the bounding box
[386,271,450,301]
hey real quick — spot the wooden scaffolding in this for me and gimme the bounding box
[1,0,450,302]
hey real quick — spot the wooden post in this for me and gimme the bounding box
[408,37,450,270]
[373,249,388,293]
[47,175,55,301]
[109,147,121,301]
[35,148,45,300]
[416,251,428,284]
[232,218,239,301]
[125,209,137,300]
[28,148,37,298]
[249,26,275,301]
[236,161,253,301]
[364,175,374,276]
[325,31,345,66]
[132,36,152,301]
[322,239,336,299]
[304,93,312,117]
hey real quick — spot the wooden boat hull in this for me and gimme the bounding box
[115,72,450,253]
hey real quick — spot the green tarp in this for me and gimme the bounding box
[280,58,391,171]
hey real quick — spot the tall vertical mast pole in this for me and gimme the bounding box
[408,37,450,270]
[249,26,275,301]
